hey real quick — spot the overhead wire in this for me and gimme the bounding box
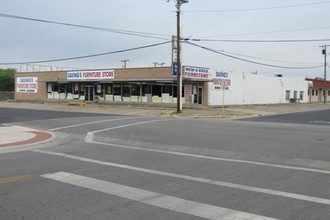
[0,12,171,40]
[184,0,330,12]
[185,41,323,70]
[190,38,330,43]
[0,41,171,65]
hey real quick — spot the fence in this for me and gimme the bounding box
[0,91,15,100]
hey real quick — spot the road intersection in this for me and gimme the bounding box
[1,104,330,219]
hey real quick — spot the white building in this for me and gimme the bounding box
[208,71,308,105]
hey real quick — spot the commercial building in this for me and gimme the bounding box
[15,66,210,105]
[209,71,309,105]
[306,78,330,102]
[15,65,311,106]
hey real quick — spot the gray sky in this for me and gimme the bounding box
[1,0,330,77]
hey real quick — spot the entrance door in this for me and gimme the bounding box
[198,86,203,104]
[192,84,203,104]
[85,85,94,101]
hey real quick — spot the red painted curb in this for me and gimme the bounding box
[0,131,52,148]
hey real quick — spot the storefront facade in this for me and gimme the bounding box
[306,78,330,102]
[15,66,210,105]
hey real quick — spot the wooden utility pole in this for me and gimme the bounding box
[320,45,330,104]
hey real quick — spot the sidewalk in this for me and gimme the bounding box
[1,101,330,148]
[0,124,52,149]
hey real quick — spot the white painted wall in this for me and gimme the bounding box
[208,72,308,105]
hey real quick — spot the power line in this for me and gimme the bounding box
[221,50,321,65]
[185,41,324,69]
[0,12,171,40]
[184,1,330,12]
[190,38,330,43]
[0,41,171,65]
[201,26,330,39]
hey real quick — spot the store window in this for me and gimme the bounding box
[285,90,290,100]
[293,91,298,99]
[113,84,122,101]
[142,84,151,96]
[105,84,113,95]
[299,91,304,100]
[162,85,172,95]
[152,85,161,97]
[122,84,131,97]
[131,84,140,96]
[104,83,113,101]
[113,84,121,95]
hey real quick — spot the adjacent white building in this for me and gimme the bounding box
[208,71,308,105]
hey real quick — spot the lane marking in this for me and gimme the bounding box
[0,175,32,184]
[85,118,173,142]
[33,149,330,205]
[87,139,330,175]
[309,121,330,125]
[49,117,143,131]
[82,119,330,175]
[41,172,278,220]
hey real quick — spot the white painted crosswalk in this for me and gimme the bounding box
[42,172,278,220]
[34,150,330,206]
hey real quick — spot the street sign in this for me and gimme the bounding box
[172,62,178,76]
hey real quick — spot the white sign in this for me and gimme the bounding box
[16,77,38,93]
[183,66,209,79]
[67,70,114,80]
[213,71,231,90]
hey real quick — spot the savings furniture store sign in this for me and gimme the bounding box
[16,77,38,93]
[67,70,115,80]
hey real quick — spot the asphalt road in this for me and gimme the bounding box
[1,107,330,220]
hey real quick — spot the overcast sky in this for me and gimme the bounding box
[1,0,330,77]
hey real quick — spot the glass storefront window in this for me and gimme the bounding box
[123,84,130,97]
[131,84,140,96]
[113,84,121,95]
[105,84,113,94]
[142,84,151,95]
[152,85,161,97]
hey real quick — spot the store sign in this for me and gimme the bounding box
[16,77,38,93]
[183,66,209,79]
[213,71,231,90]
[67,70,114,80]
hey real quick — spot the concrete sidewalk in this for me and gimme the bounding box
[1,101,330,148]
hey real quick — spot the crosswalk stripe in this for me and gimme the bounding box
[41,172,278,220]
[34,149,330,206]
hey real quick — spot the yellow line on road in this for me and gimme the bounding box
[0,175,32,184]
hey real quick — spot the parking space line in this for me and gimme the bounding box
[34,149,330,205]
[41,172,278,220]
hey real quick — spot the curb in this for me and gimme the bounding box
[0,131,52,148]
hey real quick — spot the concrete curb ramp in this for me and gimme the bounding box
[0,125,52,148]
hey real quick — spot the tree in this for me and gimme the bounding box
[0,68,16,91]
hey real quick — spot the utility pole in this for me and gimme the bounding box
[175,0,188,112]
[121,59,129,69]
[320,45,329,104]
